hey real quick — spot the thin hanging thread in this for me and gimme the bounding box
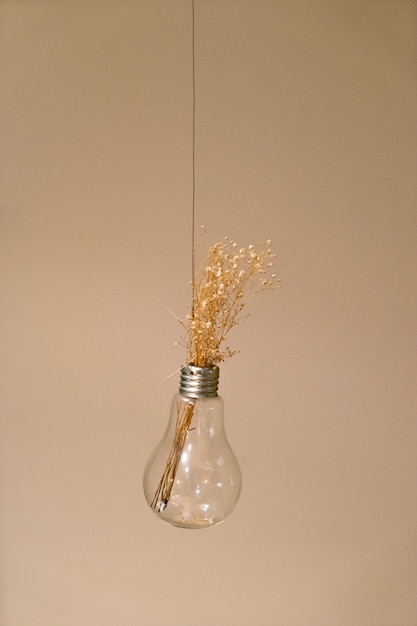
[191,0,196,315]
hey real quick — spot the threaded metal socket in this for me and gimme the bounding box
[179,365,219,398]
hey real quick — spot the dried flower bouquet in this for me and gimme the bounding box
[151,235,278,512]
[183,236,278,366]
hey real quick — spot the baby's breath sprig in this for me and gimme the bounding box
[154,236,278,513]
[178,236,279,367]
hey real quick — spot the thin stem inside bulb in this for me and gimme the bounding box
[151,398,196,511]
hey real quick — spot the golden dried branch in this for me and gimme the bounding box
[183,237,279,367]
[151,399,195,512]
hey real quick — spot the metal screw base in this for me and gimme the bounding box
[179,365,219,398]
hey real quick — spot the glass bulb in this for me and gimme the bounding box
[143,366,242,529]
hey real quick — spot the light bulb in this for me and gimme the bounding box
[143,365,242,529]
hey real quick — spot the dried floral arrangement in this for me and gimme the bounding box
[177,234,278,366]
[151,233,279,512]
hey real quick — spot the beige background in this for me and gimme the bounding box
[1,1,416,625]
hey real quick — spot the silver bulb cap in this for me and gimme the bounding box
[179,365,219,399]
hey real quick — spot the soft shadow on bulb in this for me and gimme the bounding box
[143,368,242,529]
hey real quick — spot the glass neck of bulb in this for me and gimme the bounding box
[179,365,219,399]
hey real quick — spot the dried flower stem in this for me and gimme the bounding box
[151,398,195,512]
[183,236,279,367]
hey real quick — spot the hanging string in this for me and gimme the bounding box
[191,0,196,315]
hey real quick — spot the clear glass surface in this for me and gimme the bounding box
[143,394,242,529]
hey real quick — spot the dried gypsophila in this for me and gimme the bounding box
[176,236,279,368]
[153,236,279,512]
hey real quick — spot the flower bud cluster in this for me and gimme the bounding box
[181,237,279,367]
